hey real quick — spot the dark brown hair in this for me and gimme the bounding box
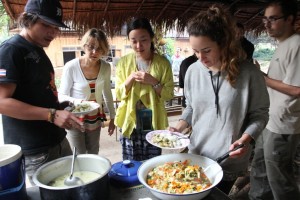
[266,0,298,25]
[18,12,39,28]
[127,18,155,52]
[187,4,246,86]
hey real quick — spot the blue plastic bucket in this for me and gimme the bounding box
[0,177,27,200]
[0,144,24,191]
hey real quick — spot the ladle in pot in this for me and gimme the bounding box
[64,147,84,186]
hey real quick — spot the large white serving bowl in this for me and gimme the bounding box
[137,153,223,200]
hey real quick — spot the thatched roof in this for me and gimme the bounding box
[2,0,300,36]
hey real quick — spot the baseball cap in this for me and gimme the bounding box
[25,0,68,28]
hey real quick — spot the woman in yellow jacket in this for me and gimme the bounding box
[115,18,174,161]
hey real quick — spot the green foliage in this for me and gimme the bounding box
[164,38,175,57]
[253,48,275,61]
[0,2,10,43]
[0,2,5,16]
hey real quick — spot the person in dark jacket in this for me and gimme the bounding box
[236,22,255,61]
[179,54,197,107]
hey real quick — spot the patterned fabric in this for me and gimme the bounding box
[120,103,161,161]
[120,129,162,161]
[120,118,161,162]
[87,78,96,100]
[82,79,106,131]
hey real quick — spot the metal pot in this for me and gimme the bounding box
[33,154,111,200]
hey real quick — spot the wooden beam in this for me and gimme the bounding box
[135,0,146,14]
[103,0,111,17]
[72,0,77,21]
[234,9,241,16]
[155,0,173,21]
[228,0,241,9]
[2,0,15,19]
[245,9,264,25]
[179,2,198,19]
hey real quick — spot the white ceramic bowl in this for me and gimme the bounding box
[137,153,223,200]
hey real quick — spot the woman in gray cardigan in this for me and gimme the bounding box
[170,5,269,194]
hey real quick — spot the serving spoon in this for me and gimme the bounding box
[64,147,84,186]
[203,143,245,173]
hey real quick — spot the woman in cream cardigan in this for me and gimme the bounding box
[59,28,115,154]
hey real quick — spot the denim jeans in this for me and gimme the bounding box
[249,129,300,200]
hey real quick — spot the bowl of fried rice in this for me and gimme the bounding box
[137,153,223,200]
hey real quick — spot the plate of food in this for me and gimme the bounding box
[67,101,100,116]
[146,130,190,150]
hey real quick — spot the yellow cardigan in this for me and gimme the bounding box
[115,53,174,138]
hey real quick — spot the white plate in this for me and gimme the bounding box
[71,102,100,115]
[146,130,190,150]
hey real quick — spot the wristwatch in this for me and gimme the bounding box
[152,82,161,89]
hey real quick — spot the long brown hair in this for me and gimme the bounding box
[187,4,246,86]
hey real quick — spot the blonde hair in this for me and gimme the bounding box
[187,4,246,86]
[80,28,109,55]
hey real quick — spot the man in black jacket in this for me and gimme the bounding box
[236,22,255,61]
[179,54,198,107]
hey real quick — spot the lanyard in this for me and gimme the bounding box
[209,71,221,117]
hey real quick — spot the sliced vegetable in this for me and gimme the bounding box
[147,159,212,194]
